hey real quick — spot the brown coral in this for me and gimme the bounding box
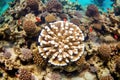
[59,13,68,20]
[75,55,85,66]
[93,22,102,30]
[115,58,120,74]
[46,0,63,12]
[18,69,33,80]
[2,50,11,59]
[23,20,37,35]
[100,75,114,80]
[19,48,33,61]
[26,0,39,11]
[70,18,81,26]
[116,42,120,50]
[38,21,84,66]
[33,51,45,67]
[86,4,100,19]
[45,14,57,23]
[98,44,111,61]
[50,72,62,80]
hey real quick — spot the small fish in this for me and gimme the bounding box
[36,17,41,22]
[89,27,93,32]
[63,18,67,22]
[114,34,118,40]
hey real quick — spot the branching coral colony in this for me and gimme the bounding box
[38,21,84,66]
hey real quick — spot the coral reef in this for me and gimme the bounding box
[70,18,81,26]
[45,14,57,23]
[26,0,39,11]
[46,0,63,12]
[0,0,120,79]
[115,58,120,74]
[100,75,114,80]
[86,4,100,19]
[18,69,34,80]
[98,44,112,61]
[38,21,84,66]
[19,48,33,61]
[22,20,40,36]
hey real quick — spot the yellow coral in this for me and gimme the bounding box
[45,14,56,23]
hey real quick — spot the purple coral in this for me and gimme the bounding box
[20,48,33,61]
[18,69,34,80]
[26,0,39,11]
[46,0,63,12]
[51,72,62,80]
[86,4,100,18]
[3,49,11,59]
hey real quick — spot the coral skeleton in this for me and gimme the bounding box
[38,21,84,66]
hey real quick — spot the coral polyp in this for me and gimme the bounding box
[38,21,84,66]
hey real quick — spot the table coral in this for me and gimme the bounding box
[38,21,84,66]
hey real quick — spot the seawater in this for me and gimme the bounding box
[70,0,113,12]
[0,0,14,16]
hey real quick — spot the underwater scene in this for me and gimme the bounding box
[0,0,120,80]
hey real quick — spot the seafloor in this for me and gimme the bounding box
[0,0,120,80]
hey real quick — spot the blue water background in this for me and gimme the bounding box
[70,0,113,12]
[0,0,14,16]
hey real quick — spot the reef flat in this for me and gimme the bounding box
[0,0,120,80]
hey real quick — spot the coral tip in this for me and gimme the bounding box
[36,17,41,22]
[89,27,93,32]
[114,34,118,39]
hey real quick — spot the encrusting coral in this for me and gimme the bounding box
[32,49,45,67]
[18,68,34,80]
[115,58,120,74]
[100,75,114,80]
[70,18,81,26]
[38,21,84,66]
[45,14,57,23]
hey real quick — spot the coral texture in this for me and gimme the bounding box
[115,59,120,74]
[19,48,33,61]
[38,21,84,66]
[70,18,80,26]
[98,44,111,61]
[33,52,44,66]
[86,4,100,18]
[46,0,63,12]
[45,14,57,23]
[18,69,33,80]
[23,20,37,35]
[26,0,39,11]
[100,75,114,80]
